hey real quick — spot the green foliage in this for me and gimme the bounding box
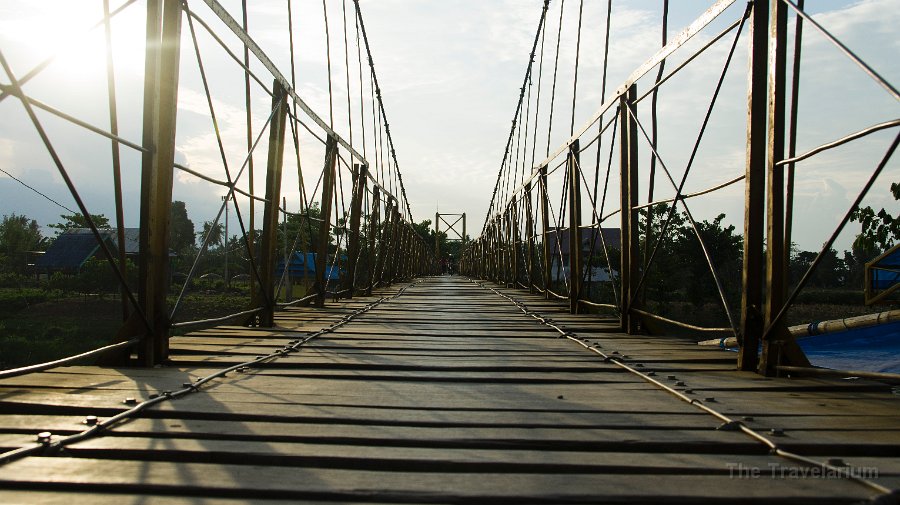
[0,288,49,319]
[0,213,45,273]
[790,248,847,289]
[198,220,224,249]
[850,181,899,253]
[48,212,110,233]
[169,201,195,253]
[278,202,324,256]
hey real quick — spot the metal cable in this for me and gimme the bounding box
[763,132,899,343]
[0,280,423,468]
[477,280,893,497]
[0,48,151,333]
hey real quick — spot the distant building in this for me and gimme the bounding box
[34,228,156,274]
[544,227,621,282]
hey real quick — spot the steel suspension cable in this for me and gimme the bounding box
[483,0,550,232]
[353,0,414,221]
[102,0,129,320]
[322,0,335,126]
[781,0,898,100]
[240,0,255,265]
[355,8,367,158]
[0,48,151,332]
[763,133,899,343]
[588,0,613,291]
[342,0,353,147]
[545,0,565,157]
[645,0,669,283]
[783,0,804,290]
[569,0,584,136]
[624,6,749,333]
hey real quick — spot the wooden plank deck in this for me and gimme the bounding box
[0,276,898,504]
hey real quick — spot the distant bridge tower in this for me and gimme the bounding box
[435,212,467,260]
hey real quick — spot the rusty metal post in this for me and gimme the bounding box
[366,184,380,295]
[344,164,367,297]
[568,140,583,314]
[539,165,551,297]
[314,135,338,307]
[135,0,181,365]
[619,86,640,333]
[251,80,288,326]
[524,182,535,293]
[738,0,769,371]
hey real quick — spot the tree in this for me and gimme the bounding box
[169,201,195,252]
[0,213,46,273]
[791,248,846,289]
[676,213,743,306]
[48,212,110,233]
[850,181,899,255]
[198,220,224,249]
[278,202,324,255]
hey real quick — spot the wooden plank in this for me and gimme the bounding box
[0,275,897,503]
[0,457,878,501]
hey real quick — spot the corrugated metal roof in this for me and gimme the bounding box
[33,228,139,272]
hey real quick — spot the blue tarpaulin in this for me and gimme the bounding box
[276,252,341,280]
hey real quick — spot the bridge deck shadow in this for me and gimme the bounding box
[0,276,898,504]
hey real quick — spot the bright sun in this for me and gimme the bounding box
[1,0,148,85]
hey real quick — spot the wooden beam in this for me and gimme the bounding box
[619,86,640,334]
[568,140,582,314]
[524,182,535,293]
[252,80,288,326]
[136,0,181,365]
[314,135,338,307]
[539,165,551,297]
[344,164,367,297]
[737,0,768,372]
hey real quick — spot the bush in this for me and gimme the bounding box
[0,288,49,319]
[794,289,864,305]
[0,272,28,288]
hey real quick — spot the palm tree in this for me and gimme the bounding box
[198,221,224,250]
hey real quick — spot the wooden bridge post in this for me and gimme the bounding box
[434,212,440,265]
[568,140,583,314]
[619,86,640,333]
[759,0,810,375]
[525,182,535,293]
[314,135,338,307]
[375,199,393,287]
[498,213,506,283]
[738,0,769,371]
[387,204,401,283]
[399,224,411,280]
[366,185,380,295]
[135,0,182,365]
[510,196,519,287]
[344,164,367,297]
[539,165,551,297]
[251,80,288,326]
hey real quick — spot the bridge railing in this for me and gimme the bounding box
[461,0,898,376]
[0,0,431,376]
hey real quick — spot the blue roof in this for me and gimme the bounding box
[35,231,112,271]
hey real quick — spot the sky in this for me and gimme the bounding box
[0,0,897,253]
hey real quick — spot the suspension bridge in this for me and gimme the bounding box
[0,0,898,503]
